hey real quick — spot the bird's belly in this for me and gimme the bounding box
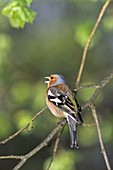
[46,99,65,117]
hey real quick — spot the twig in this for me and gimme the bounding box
[0,155,24,160]
[47,125,65,170]
[82,123,95,127]
[0,126,28,145]
[90,103,111,170]
[74,84,99,91]
[0,72,112,164]
[12,119,67,170]
[76,0,111,87]
[31,107,47,121]
[0,107,47,145]
[0,71,112,170]
[83,72,113,109]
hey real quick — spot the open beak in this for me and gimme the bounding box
[44,76,50,84]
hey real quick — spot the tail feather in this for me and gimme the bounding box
[67,114,78,148]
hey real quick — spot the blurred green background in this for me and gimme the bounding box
[0,0,113,170]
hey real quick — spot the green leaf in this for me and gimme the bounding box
[2,0,36,28]
[22,7,36,23]
[2,1,19,15]
[20,0,33,6]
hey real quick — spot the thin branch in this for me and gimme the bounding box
[47,125,65,170]
[83,72,113,109]
[0,126,28,145]
[0,71,112,170]
[0,71,112,166]
[74,84,99,91]
[0,155,24,160]
[0,107,47,145]
[31,107,47,121]
[76,0,111,87]
[90,103,111,170]
[12,119,67,170]
[82,123,95,127]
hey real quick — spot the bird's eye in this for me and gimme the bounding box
[51,76,53,79]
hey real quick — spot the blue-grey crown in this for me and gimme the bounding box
[52,74,66,86]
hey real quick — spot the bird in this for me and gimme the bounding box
[45,74,83,148]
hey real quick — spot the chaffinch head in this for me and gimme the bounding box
[45,74,83,148]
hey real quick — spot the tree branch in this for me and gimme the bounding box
[47,125,65,170]
[11,119,66,170]
[83,72,113,109]
[0,155,23,160]
[90,103,111,170]
[76,0,111,87]
[0,70,112,170]
[0,107,47,145]
[74,84,99,91]
[0,71,113,169]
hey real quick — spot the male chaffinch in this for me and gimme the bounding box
[45,74,83,148]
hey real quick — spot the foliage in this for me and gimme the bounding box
[2,0,36,28]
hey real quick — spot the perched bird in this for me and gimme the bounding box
[45,74,83,148]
